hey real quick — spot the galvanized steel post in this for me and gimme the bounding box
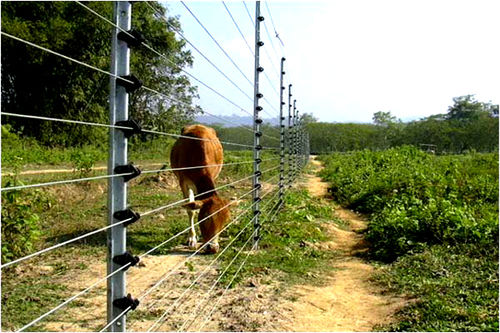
[107,1,131,331]
[287,84,293,188]
[278,57,286,206]
[292,99,297,182]
[252,1,264,248]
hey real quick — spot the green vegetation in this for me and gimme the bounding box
[307,95,498,154]
[1,1,198,147]
[319,146,498,261]
[319,147,499,331]
[375,244,498,332]
[219,189,338,287]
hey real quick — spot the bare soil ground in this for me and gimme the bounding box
[277,157,406,332]
[34,158,405,332]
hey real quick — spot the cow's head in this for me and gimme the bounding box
[183,195,239,253]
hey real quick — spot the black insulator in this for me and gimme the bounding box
[257,41,264,47]
[117,29,145,48]
[256,118,263,124]
[114,163,141,182]
[255,132,262,137]
[117,74,142,93]
[115,119,142,138]
[256,93,263,98]
[254,171,262,177]
[113,294,139,311]
[113,208,141,227]
[281,57,286,61]
[256,106,263,111]
[257,67,264,72]
[113,251,140,271]
[258,16,264,21]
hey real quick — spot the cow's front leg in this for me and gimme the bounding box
[187,209,198,249]
[206,235,220,254]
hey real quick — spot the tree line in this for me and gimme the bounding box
[305,95,499,154]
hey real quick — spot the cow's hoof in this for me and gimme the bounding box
[205,243,219,254]
[188,237,198,250]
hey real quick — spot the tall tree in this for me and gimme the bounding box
[1,1,199,146]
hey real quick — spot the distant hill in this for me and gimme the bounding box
[195,114,279,127]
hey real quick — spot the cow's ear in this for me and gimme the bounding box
[182,200,203,210]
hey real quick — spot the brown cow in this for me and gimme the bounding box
[170,124,231,254]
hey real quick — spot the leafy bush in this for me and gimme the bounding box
[319,146,499,261]
[1,180,52,263]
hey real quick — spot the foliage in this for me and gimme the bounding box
[210,123,280,151]
[219,189,338,287]
[375,244,499,332]
[307,96,498,154]
[1,181,52,263]
[319,146,499,261]
[1,1,199,147]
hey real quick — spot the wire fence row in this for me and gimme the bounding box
[1,1,310,332]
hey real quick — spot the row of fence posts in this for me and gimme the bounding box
[106,1,309,331]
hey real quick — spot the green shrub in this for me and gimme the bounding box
[319,147,499,261]
[1,180,52,263]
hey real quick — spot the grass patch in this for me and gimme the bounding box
[374,244,499,332]
[218,189,338,288]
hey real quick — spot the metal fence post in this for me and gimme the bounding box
[294,110,301,176]
[108,1,131,331]
[292,99,297,182]
[278,57,286,206]
[252,0,263,248]
[287,84,292,188]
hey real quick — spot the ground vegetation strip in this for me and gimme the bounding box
[319,147,499,331]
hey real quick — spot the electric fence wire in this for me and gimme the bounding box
[11,164,283,332]
[98,183,275,332]
[180,1,252,87]
[1,164,280,270]
[194,196,282,332]
[221,1,254,57]
[0,30,268,141]
[139,181,280,331]
[88,0,284,144]
[175,186,282,332]
[173,1,281,121]
[0,112,279,150]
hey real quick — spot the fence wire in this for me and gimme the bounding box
[1,1,308,332]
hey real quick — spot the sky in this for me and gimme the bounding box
[162,0,500,123]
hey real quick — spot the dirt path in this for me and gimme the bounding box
[279,156,405,332]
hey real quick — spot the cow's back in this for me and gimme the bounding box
[170,124,223,197]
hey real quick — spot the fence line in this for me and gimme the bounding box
[1,1,309,331]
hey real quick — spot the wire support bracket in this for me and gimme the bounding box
[113,208,141,227]
[113,251,140,271]
[115,119,142,138]
[116,74,143,93]
[117,29,145,48]
[114,163,141,182]
[113,294,140,312]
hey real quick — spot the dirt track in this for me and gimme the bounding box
[277,157,406,332]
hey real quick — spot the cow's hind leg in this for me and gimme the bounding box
[187,188,198,249]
